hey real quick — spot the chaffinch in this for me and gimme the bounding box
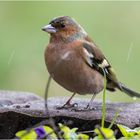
[42,16,140,108]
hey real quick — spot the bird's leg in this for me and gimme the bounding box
[71,94,97,112]
[57,93,77,109]
[84,94,96,110]
[62,92,76,107]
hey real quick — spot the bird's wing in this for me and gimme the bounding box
[82,42,118,86]
[81,42,140,97]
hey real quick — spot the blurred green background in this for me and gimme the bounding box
[0,1,140,102]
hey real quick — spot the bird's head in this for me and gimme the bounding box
[42,16,87,41]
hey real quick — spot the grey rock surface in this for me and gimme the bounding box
[0,90,140,138]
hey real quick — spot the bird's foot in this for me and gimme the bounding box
[83,103,96,111]
[84,103,96,110]
[56,103,78,110]
[70,104,96,112]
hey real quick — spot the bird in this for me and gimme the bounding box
[42,16,140,109]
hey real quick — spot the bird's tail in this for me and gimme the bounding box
[117,82,140,98]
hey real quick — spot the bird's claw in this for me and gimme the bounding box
[70,103,96,112]
[56,102,96,112]
[83,103,96,111]
[56,103,78,110]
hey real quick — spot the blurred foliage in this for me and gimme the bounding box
[117,124,140,140]
[15,123,140,140]
[0,1,140,102]
[16,123,89,140]
[16,125,57,139]
[94,127,116,140]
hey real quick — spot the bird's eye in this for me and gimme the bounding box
[51,20,66,29]
[60,23,65,28]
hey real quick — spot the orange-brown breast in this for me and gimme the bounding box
[45,40,104,94]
